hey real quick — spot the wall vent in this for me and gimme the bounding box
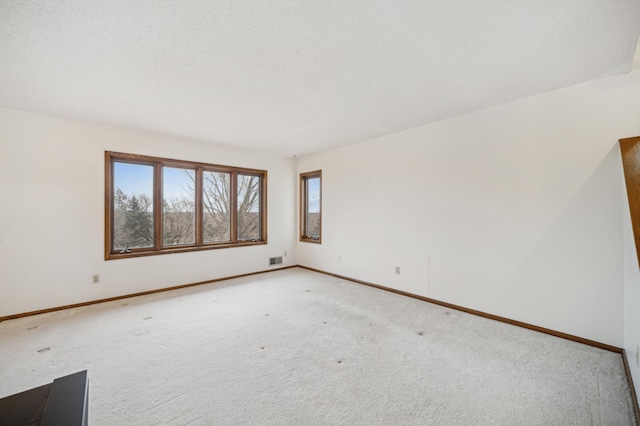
[269,256,283,266]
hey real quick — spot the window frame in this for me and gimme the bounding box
[105,151,267,260]
[300,170,322,244]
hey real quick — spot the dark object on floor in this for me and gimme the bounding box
[0,370,89,426]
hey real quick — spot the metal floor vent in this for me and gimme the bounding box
[269,256,283,266]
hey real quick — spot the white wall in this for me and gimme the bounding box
[298,68,640,348]
[0,108,297,318]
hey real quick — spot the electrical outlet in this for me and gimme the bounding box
[284,251,287,257]
[395,266,401,275]
[92,274,100,284]
[338,255,342,262]
[636,346,639,367]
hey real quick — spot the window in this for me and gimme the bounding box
[163,167,196,246]
[105,152,267,259]
[300,170,321,243]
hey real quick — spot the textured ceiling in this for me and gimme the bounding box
[1,1,639,157]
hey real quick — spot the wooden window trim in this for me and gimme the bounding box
[300,170,322,244]
[105,151,267,260]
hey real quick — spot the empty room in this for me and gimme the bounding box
[2,1,640,425]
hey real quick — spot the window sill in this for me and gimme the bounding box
[300,237,321,244]
[105,240,267,260]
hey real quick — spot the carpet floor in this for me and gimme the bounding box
[0,267,636,425]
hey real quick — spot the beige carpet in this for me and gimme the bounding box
[0,267,636,425]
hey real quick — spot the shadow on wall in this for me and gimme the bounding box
[501,144,624,343]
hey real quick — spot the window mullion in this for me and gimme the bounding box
[195,167,203,246]
[304,178,309,237]
[154,162,163,250]
[260,174,266,241]
[230,171,238,243]
[106,155,115,255]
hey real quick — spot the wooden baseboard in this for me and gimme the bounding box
[2,263,638,419]
[1,263,626,353]
[298,265,640,419]
[297,265,623,353]
[621,349,640,425]
[3,263,623,353]
[0,265,296,323]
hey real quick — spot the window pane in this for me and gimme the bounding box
[306,176,320,238]
[162,167,196,246]
[237,174,261,240]
[203,171,231,243]
[113,162,154,250]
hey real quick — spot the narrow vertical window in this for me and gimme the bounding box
[202,171,231,243]
[113,162,155,251]
[300,170,321,243]
[162,167,196,246]
[237,174,262,241]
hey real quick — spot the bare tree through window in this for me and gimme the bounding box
[202,171,231,242]
[163,167,195,246]
[237,174,261,240]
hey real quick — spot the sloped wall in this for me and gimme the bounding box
[621,136,640,407]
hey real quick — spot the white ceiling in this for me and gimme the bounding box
[1,1,639,157]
